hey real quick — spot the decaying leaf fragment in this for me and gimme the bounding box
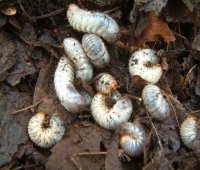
[192,34,200,51]
[135,0,168,15]
[117,12,176,52]
[142,12,176,43]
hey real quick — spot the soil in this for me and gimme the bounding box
[0,0,200,170]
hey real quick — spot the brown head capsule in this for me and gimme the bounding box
[28,112,65,148]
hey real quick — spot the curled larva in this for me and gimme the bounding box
[142,84,170,121]
[63,38,93,82]
[79,90,92,106]
[82,34,110,68]
[91,92,133,129]
[129,49,163,84]
[54,57,85,113]
[118,122,146,156]
[95,73,118,94]
[67,3,119,43]
[28,112,65,148]
[180,115,198,150]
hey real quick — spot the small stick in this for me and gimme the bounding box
[73,151,107,157]
[124,94,142,102]
[147,113,163,151]
[104,6,121,14]
[18,0,65,22]
[10,99,44,114]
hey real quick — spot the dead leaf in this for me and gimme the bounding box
[117,12,175,52]
[142,12,176,43]
[143,150,173,170]
[192,34,200,51]
[195,70,200,95]
[105,135,122,170]
[135,0,168,15]
[184,64,197,85]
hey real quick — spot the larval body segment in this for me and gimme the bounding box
[63,38,93,82]
[91,93,133,129]
[82,34,110,68]
[129,49,163,84]
[180,115,198,149]
[142,84,170,121]
[54,57,85,113]
[67,4,119,43]
[28,112,65,148]
[118,122,146,156]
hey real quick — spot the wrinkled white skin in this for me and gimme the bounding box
[142,84,170,121]
[82,34,110,68]
[67,4,119,43]
[54,57,85,113]
[180,116,197,149]
[63,38,93,82]
[95,73,118,94]
[28,113,65,148]
[118,122,146,156]
[79,90,92,106]
[129,49,163,84]
[91,93,133,129]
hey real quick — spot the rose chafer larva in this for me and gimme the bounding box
[67,3,119,43]
[54,57,89,113]
[63,37,93,82]
[142,84,170,121]
[129,49,163,84]
[91,92,133,129]
[82,34,110,68]
[117,122,146,156]
[28,112,65,148]
[180,115,198,150]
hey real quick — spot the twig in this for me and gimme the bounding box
[166,95,180,126]
[10,99,44,114]
[70,157,82,170]
[73,151,107,157]
[124,94,142,102]
[18,0,65,22]
[104,6,121,14]
[147,113,163,151]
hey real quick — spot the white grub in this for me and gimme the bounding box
[91,92,133,129]
[79,90,92,106]
[180,115,198,149]
[142,84,170,121]
[82,33,110,68]
[110,90,122,101]
[67,3,119,43]
[118,122,146,156]
[28,112,65,148]
[95,73,118,94]
[54,57,85,113]
[129,49,163,84]
[63,38,93,82]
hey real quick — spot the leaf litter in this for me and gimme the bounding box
[0,0,200,169]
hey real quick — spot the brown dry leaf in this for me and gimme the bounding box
[105,135,122,170]
[184,64,197,85]
[117,12,175,52]
[142,12,176,43]
[192,34,200,51]
[195,70,200,95]
[143,150,173,170]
